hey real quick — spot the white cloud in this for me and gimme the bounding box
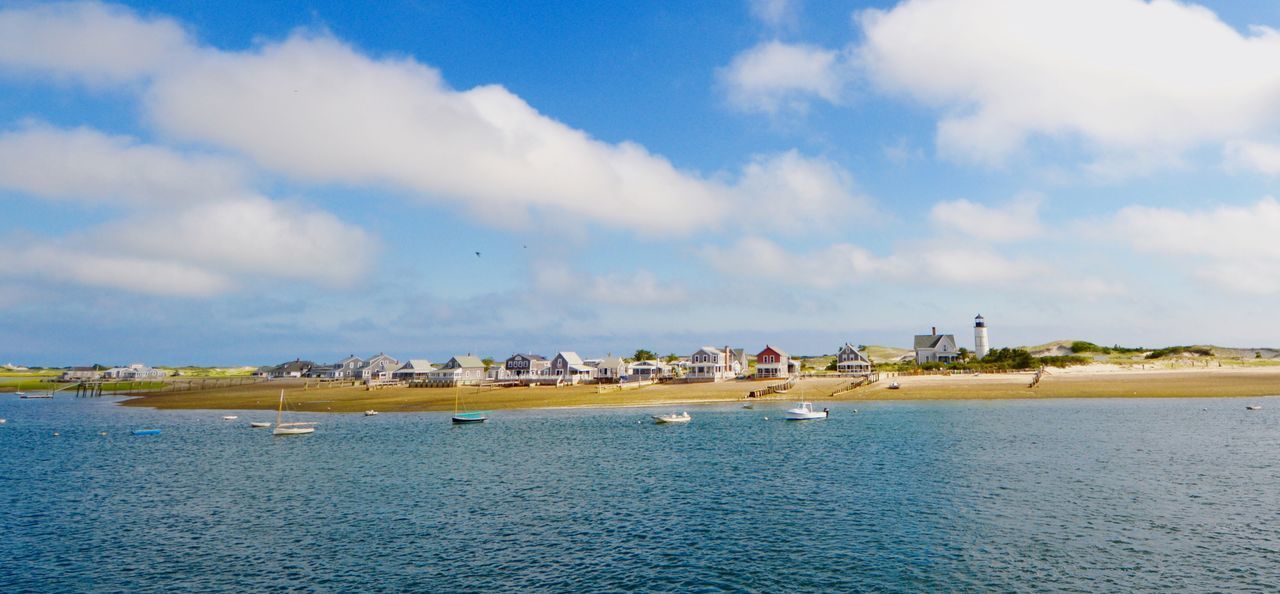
[734,150,872,231]
[749,0,799,31]
[1224,140,1280,175]
[0,124,247,205]
[141,34,729,236]
[930,194,1044,242]
[718,40,846,114]
[856,0,1280,166]
[0,4,874,239]
[0,1,193,83]
[1113,197,1280,294]
[2,196,377,296]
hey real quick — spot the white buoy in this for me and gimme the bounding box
[763,417,769,420]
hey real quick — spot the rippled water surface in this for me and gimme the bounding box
[2,396,1278,592]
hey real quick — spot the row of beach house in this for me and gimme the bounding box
[258,343,876,387]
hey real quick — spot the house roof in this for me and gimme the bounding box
[569,364,594,372]
[555,351,584,365]
[508,353,546,361]
[839,343,870,362]
[757,344,789,358]
[599,355,625,367]
[695,346,722,357]
[397,359,434,372]
[277,360,314,372]
[452,355,485,368]
[913,334,954,349]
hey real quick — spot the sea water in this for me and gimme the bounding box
[1,396,1277,592]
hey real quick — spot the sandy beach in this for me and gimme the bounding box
[116,364,1280,413]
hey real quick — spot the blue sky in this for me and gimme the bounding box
[4,0,1280,366]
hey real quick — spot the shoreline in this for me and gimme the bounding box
[113,365,1280,413]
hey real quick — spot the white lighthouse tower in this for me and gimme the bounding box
[974,314,990,359]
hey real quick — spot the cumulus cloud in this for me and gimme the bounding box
[0,1,193,83]
[718,40,846,114]
[2,196,377,297]
[734,150,872,231]
[0,3,873,240]
[0,124,247,205]
[1113,197,1280,294]
[930,193,1044,242]
[855,0,1280,167]
[0,121,375,295]
[143,34,734,235]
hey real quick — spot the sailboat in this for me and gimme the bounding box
[451,384,487,424]
[272,390,316,435]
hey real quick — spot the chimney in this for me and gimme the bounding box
[932,326,937,336]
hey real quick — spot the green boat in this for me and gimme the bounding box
[451,385,488,424]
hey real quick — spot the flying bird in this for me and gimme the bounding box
[474,251,481,257]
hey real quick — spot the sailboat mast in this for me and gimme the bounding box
[276,389,284,427]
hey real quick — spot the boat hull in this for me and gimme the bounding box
[784,412,828,420]
[273,427,315,435]
[652,414,691,424]
[452,415,487,424]
[249,422,272,428]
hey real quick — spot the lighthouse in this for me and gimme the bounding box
[974,314,990,359]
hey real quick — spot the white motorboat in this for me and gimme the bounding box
[364,410,379,416]
[652,412,692,424]
[271,390,316,436]
[741,403,754,409]
[222,415,238,420]
[784,402,829,421]
[249,421,272,428]
[1247,405,1262,411]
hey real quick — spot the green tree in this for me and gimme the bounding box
[481,357,495,370]
[825,359,838,371]
[633,349,657,362]
[663,353,680,363]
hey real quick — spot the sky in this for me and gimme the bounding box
[4,0,1280,366]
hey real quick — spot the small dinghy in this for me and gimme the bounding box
[741,403,754,409]
[364,410,379,416]
[452,411,487,424]
[652,412,692,424]
[0,418,6,424]
[222,415,238,420]
[1246,405,1262,411]
[249,421,272,428]
[784,402,829,421]
[19,392,52,399]
[887,382,901,390]
[132,429,161,436]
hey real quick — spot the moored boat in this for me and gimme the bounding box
[222,415,238,420]
[784,402,828,421]
[364,410,379,416]
[452,411,487,424]
[271,390,316,436]
[1246,405,1262,411]
[19,392,52,399]
[249,421,272,428]
[132,428,161,436]
[652,412,692,424]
